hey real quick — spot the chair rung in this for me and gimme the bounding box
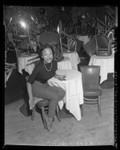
[84,102,98,104]
[84,99,99,104]
[84,98,99,101]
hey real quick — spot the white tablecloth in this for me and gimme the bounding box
[63,52,80,70]
[18,53,40,75]
[89,54,114,83]
[48,69,84,121]
[76,35,90,44]
[57,57,72,70]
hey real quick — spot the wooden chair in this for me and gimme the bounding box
[95,35,112,56]
[36,31,59,53]
[25,77,61,129]
[80,66,102,116]
[36,31,61,60]
[5,47,16,88]
[61,32,77,52]
[37,32,59,45]
[5,63,16,87]
[31,97,61,129]
[83,37,97,57]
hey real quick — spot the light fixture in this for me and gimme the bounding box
[81,13,86,19]
[115,7,118,27]
[19,20,27,29]
[57,25,59,33]
[9,17,12,23]
[61,7,64,11]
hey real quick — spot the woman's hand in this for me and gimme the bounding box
[55,74,66,81]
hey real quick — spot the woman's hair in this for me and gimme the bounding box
[37,43,55,60]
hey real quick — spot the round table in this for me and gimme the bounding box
[18,53,40,75]
[89,54,114,83]
[63,52,80,70]
[48,69,84,121]
[57,57,72,70]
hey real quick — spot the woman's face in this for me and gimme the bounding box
[42,47,53,63]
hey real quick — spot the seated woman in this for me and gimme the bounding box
[27,44,66,132]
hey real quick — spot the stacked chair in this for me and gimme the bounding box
[95,35,112,56]
[83,37,96,57]
[80,66,102,116]
[83,34,112,57]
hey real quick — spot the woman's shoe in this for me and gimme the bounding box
[44,116,53,132]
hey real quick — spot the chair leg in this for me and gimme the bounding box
[80,104,83,117]
[31,107,36,121]
[56,106,61,122]
[98,97,102,117]
[41,107,47,129]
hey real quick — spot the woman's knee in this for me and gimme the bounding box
[57,88,66,99]
[50,89,65,102]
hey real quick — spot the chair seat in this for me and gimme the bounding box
[36,99,49,107]
[84,85,102,97]
[84,95,99,99]
[98,48,108,50]
[96,51,112,56]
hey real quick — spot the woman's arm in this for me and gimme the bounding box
[54,73,66,81]
[27,82,33,100]
[27,64,40,109]
[27,82,35,110]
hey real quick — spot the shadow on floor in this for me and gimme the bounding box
[5,69,27,105]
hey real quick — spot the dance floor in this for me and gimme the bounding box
[5,87,114,146]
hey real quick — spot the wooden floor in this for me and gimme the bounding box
[5,88,114,146]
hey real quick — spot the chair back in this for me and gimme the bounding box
[83,37,97,56]
[80,66,100,87]
[76,39,84,52]
[36,32,60,59]
[60,32,77,52]
[5,63,16,87]
[38,32,59,45]
[95,35,112,56]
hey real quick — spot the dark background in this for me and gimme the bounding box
[4,6,116,105]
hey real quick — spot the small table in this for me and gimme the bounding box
[18,53,40,75]
[89,54,114,83]
[57,57,72,70]
[63,51,80,70]
[48,69,84,121]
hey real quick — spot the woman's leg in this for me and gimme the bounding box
[46,85,65,118]
[32,81,65,118]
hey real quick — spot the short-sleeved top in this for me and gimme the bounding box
[28,60,57,84]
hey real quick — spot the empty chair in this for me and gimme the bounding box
[80,66,102,116]
[38,32,59,45]
[83,37,96,57]
[76,39,84,53]
[7,31,14,46]
[5,63,16,87]
[67,37,77,52]
[61,32,77,52]
[36,32,60,59]
[36,32,59,50]
[95,35,112,56]
[5,48,16,88]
